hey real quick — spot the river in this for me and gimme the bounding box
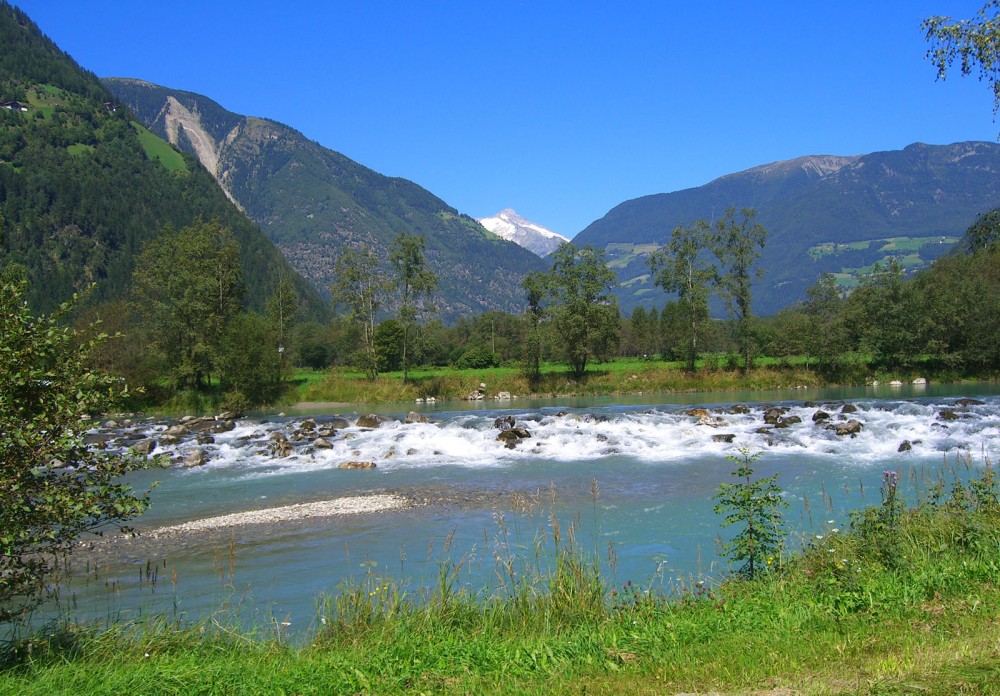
[53,382,1000,639]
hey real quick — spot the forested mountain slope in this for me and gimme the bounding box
[0,2,324,318]
[574,142,1000,315]
[104,78,549,320]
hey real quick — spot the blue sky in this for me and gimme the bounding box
[13,1,998,237]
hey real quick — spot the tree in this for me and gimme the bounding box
[713,448,787,580]
[1,280,149,622]
[216,312,273,408]
[711,208,767,372]
[131,221,244,391]
[522,271,547,384]
[803,273,848,371]
[389,233,437,383]
[265,274,299,382]
[330,244,389,380]
[647,220,716,371]
[845,259,920,370]
[545,244,620,379]
[923,3,1000,124]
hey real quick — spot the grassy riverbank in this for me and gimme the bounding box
[287,358,828,407]
[3,463,999,694]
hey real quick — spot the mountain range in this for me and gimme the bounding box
[477,209,569,257]
[103,79,548,321]
[574,142,1000,315]
[0,3,323,318]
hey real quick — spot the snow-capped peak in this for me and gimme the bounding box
[478,209,569,257]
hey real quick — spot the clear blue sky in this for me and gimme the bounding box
[12,1,998,237]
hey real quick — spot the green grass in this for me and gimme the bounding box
[130,123,188,173]
[285,359,824,406]
[66,144,94,157]
[3,462,1000,693]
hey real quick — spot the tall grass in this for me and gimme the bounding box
[3,457,1000,693]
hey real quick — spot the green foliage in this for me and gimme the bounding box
[647,220,715,371]
[330,244,389,380]
[0,280,149,622]
[0,6,324,321]
[844,259,919,370]
[389,232,437,382]
[923,2,1000,121]
[710,207,767,371]
[959,207,1000,253]
[373,318,404,373]
[454,344,499,370]
[543,244,620,379]
[131,221,244,391]
[217,312,274,407]
[713,447,787,579]
[521,271,547,383]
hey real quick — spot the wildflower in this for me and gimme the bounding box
[815,534,824,540]
[831,528,839,533]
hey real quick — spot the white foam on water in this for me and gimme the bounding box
[98,397,1000,479]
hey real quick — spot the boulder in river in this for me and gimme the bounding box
[357,414,385,429]
[314,437,333,449]
[829,419,863,437]
[406,411,430,424]
[712,433,736,443]
[132,439,156,456]
[339,460,376,470]
[183,450,207,468]
[955,398,985,407]
[763,408,786,425]
[812,410,831,423]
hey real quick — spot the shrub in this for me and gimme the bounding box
[0,281,150,623]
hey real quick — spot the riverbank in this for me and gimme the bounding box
[4,465,999,694]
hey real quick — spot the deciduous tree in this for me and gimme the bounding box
[545,244,620,379]
[132,221,244,391]
[923,2,1000,124]
[330,244,389,380]
[389,233,437,383]
[0,280,149,622]
[647,221,716,371]
[711,208,767,372]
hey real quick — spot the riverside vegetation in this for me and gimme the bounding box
[1,455,999,693]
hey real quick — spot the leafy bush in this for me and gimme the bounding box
[0,280,150,622]
[454,344,499,370]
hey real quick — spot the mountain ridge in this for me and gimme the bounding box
[575,141,1000,315]
[104,78,548,320]
[0,6,324,319]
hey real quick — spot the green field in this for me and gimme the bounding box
[808,235,958,261]
[605,242,660,269]
[130,122,188,173]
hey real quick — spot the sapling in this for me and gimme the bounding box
[713,447,787,579]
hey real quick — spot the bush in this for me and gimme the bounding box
[0,281,150,623]
[454,344,499,370]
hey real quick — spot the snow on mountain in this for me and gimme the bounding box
[478,209,569,257]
